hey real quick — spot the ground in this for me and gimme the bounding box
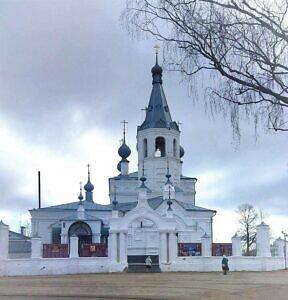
[0,271,288,300]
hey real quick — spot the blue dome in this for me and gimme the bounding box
[84,180,94,192]
[180,145,185,158]
[118,142,131,159]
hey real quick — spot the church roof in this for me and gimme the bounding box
[31,196,215,213]
[60,212,102,221]
[147,197,216,212]
[33,200,112,211]
[110,171,138,180]
[138,57,179,132]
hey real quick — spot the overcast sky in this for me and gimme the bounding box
[0,1,287,242]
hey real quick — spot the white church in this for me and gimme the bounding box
[29,53,216,269]
[0,54,286,275]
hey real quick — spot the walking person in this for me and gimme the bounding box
[145,255,152,272]
[222,254,229,275]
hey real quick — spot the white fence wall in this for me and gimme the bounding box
[0,257,111,276]
[161,256,284,272]
[0,256,285,276]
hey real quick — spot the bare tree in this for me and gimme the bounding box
[123,0,288,135]
[237,203,258,255]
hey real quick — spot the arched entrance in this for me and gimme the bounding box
[127,217,159,255]
[126,217,160,271]
[68,221,92,246]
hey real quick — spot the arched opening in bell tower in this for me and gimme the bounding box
[155,137,166,157]
[173,139,177,157]
[143,138,148,158]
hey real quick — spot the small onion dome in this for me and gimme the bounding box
[180,145,185,158]
[84,179,94,192]
[140,175,147,188]
[151,63,163,76]
[78,192,83,202]
[118,142,131,159]
[117,161,121,172]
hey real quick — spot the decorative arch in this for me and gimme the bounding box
[68,221,92,237]
[121,211,164,231]
[155,136,166,157]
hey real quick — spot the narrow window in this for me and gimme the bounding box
[155,137,166,157]
[173,139,177,157]
[143,138,148,158]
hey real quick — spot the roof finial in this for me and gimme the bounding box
[121,120,128,143]
[166,160,171,183]
[167,185,172,211]
[78,182,83,202]
[154,44,160,64]
[140,161,147,188]
[87,164,90,180]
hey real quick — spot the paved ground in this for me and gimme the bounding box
[0,271,288,300]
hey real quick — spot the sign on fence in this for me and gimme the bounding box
[43,244,69,258]
[79,243,107,257]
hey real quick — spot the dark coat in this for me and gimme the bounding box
[222,257,229,270]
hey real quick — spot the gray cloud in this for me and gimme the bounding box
[0,0,287,229]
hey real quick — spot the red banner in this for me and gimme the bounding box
[43,244,69,258]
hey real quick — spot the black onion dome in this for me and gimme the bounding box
[84,180,94,192]
[118,142,131,159]
[151,63,163,75]
[180,145,185,158]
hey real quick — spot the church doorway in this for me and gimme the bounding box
[68,221,92,253]
[127,218,159,256]
[127,217,160,272]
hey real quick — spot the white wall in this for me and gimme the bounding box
[0,257,111,276]
[0,256,284,276]
[161,256,284,272]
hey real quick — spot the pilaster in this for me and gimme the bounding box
[256,222,271,257]
[231,233,242,256]
[31,236,42,259]
[69,235,79,258]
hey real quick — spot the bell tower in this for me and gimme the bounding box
[137,48,182,196]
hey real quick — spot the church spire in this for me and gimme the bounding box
[138,46,179,132]
[84,164,94,202]
[117,120,131,175]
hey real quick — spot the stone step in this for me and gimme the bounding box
[127,264,161,273]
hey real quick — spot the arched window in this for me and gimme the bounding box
[155,137,166,157]
[68,221,92,244]
[173,139,177,157]
[143,138,148,158]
